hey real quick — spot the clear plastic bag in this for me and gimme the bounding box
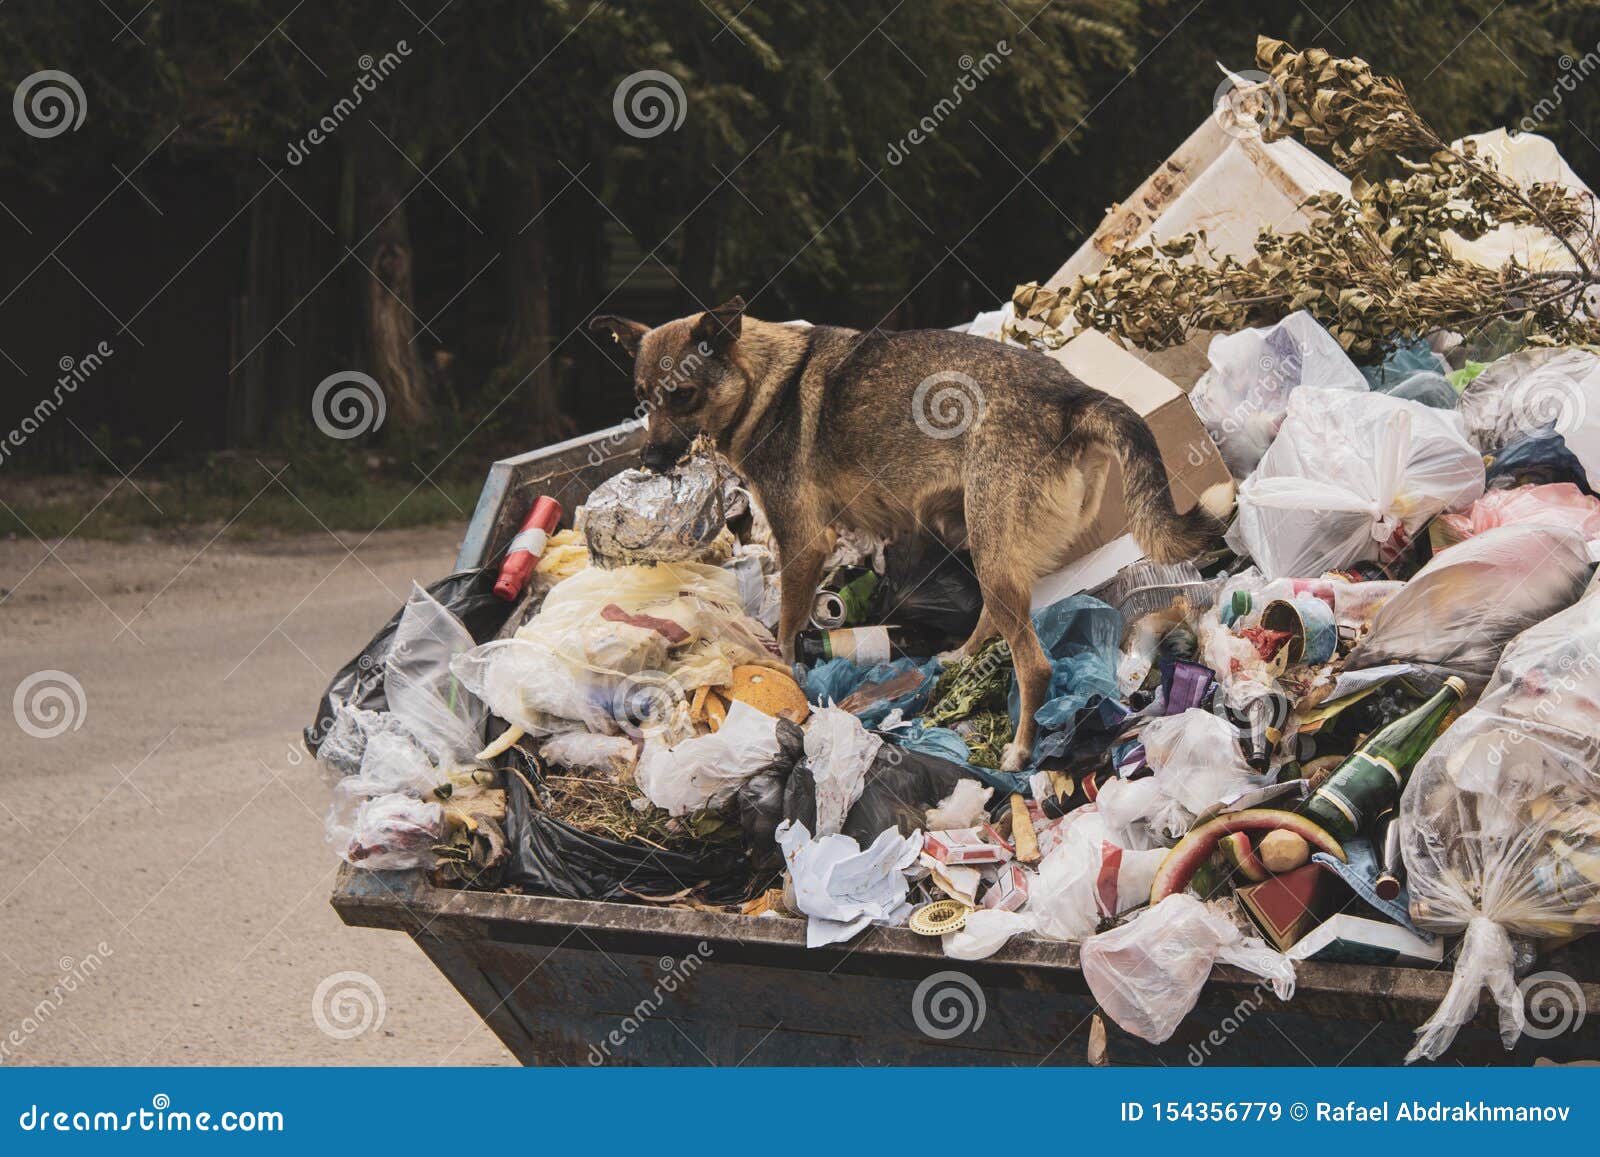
[1458,347,1600,490]
[538,731,639,777]
[1401,590,1600,1062]
[1228,388,1485,580]
[1191,311,1369,477]
[451,561,780,736]
[1080,893,1296,1044]
[327,794,444,871]
[322,586,491,870]
[384,583,488,776]
[1346,524,1592,687]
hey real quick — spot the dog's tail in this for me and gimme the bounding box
[1083,397,1235,564]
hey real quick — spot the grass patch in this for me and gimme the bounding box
[1,456,484,541]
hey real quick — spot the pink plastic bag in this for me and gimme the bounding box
[1433,483,1600,547]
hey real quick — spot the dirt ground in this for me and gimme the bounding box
[0,525,513,1065]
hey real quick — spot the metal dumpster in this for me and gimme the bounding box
[331,422,1600,1066]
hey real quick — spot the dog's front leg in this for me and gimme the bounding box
[774,532,828,665]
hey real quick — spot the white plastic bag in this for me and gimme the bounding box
[1347,523,1592,687]
[634,699,782,815]
[1191,311,1368,477]
[1401,590,1600,1062]
[1030,808,1167,941]
[1081,893,1296,1044]
[943,909,1037,961]
[1228,388,1484,579]
[538,731,639,777]
[1096,710,1266,844]
[804,706,884,837]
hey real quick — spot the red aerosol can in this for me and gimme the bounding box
[493,495,563,601]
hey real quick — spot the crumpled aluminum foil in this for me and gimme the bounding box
[583,453,727,568]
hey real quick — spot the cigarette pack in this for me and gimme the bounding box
[923,827,1012,866]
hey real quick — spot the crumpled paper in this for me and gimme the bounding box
[776,820,923,947]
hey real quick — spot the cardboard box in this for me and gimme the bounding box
[1028,115,1350,390]
[1044,328,1233,561]
[981,863,1032,912]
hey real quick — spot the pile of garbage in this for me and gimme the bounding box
[307,71,1600,1066]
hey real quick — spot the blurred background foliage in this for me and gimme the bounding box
[0,0,1596,530]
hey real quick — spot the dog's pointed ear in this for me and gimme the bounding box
[590,314,649,356]
[690,296,745,351]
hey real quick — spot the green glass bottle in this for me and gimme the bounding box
[1297,676,1466,840]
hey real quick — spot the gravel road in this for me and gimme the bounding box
[0,525,513,1065]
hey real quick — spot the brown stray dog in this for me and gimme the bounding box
[592,297,1234,770]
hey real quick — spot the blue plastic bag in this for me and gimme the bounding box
[1362,339,1458,409]
[802,656,940,730]
[880,719,1029,796]
[1007,595,1124,764]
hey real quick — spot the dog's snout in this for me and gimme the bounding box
[640,442,682,471]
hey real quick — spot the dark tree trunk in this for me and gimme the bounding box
[353,131,431,427]
[501,167,573,443]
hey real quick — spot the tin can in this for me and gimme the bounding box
[1261,594,1338,665]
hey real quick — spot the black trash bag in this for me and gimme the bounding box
[841,744,975,845]
[876,537,982,647]
[1484,426,1596,495]
[502,762,752,905]
[304,568,514,756]
[782,740,978,847]
[736,717,807,868]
